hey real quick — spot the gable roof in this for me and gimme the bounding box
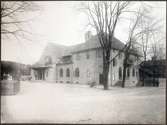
[32,34,141,67]
[71,35,125,53]
[32,43,70,67]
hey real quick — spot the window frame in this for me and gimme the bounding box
[132,68,135,77]
[66,68,70,77]
[75,68,79,77]
[113,58,117,67]
[60,68,63,77]
[119,67,122,80]
[127,68,130,77]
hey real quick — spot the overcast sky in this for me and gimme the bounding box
[1,1,166,65]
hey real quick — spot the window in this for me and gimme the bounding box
[86,51,90,59]
[76,53,80,60]
[127,68,130,77]
[136,56,139,61]
[113,58,115,66]
[45,56,52,65]
[136,71,138,76]
[75,68,79,77]
[66,68,70,77]
[46,70,48,77]
[113,58,117,67]
[60,68,63,77]
[119,53,122,59]
[96,49,102,58]
[119,67,122,80]
[132,68,135,77]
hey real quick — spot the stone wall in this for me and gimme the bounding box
[109,50,139,87]
[45,64,56,82]
[72,49,102,84]
[1,80,20,95]
[31,46,140,86]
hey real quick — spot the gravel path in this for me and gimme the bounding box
[1,81,165,124]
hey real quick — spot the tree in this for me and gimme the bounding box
[121,10,142,87]
[139,16,162,61]
[1,1,40,39]
[80,1,130,90]
[119,2,164,87]
[121,7,154,87]
[1,1,40,80]
[150,36,166,60]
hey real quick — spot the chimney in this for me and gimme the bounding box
[85,31,92,42]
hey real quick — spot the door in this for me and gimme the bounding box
[99,74,103,84]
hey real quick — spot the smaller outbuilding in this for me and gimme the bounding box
[138,59,166,87]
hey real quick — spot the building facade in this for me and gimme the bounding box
[31,32,141,87]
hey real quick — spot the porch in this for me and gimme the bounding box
[31,66,50,80]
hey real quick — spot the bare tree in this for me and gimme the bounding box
[139,17,162,61]
[1,1,40,39]
[120,3,164,87]
[150,35,166,60]
[80,1,130,90]
[121,10,143,88]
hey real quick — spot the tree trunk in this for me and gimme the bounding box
[122,54,128,88]
[144,52,147,61]
[102,51,110,90]
[103,61,110,90]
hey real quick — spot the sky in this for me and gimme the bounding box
[1,1,166,65]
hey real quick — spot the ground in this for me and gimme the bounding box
[1,81,166,124]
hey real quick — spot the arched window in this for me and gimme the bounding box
[66,68,70,77]
[132,68,135,77]
[45,56,52,65]
[113,58,117,67]
[127,68,130,77]
[60,68,63,77]
[119,67,122,80]
[75,68,79,77]
[136,71,138,77]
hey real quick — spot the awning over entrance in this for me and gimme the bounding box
[31,66,51,70]
[31,65,51,80]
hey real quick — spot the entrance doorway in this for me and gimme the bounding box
[36,69,45,80]
[99,74,103,84]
